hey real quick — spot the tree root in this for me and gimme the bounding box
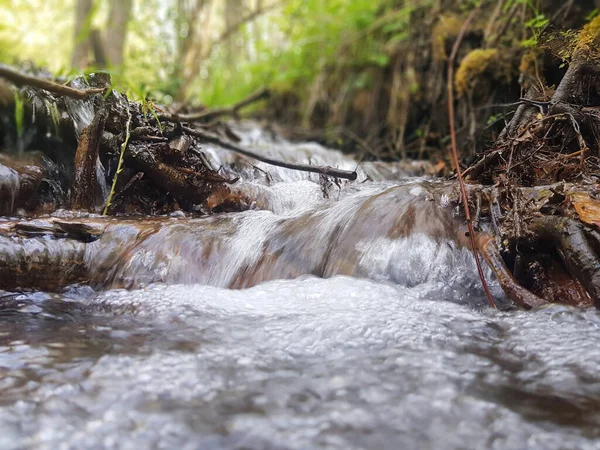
[528,216,600,307]
[125,143,224,206]
[475,233,547,309]
[0,154,45,215]
[0,63,357,216]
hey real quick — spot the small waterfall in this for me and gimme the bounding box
[95,157,110,207]
[63,77,96,137]
[0,163,20,214]
[0,122,492,301]
[1,126,598,450]
[76,180,495,302]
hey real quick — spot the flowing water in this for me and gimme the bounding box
[1,124,600,449]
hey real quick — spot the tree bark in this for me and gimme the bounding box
[225,0,244,63]
[175,0,210,102]
[104,0,133,67]
[71,107,108,211]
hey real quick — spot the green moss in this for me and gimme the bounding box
[455,49,500,96]
[574,15,600,59]
[431,15,464,61]
[518,49,541,79]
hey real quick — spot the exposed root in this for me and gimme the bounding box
[475,233,547,309]
[528,216,600,307]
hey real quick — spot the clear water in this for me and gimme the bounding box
[1,279,599,450]
[1,124,599,449]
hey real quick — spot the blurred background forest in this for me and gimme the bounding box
[2,0,600,160]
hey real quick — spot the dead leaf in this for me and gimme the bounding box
[204,185,231,209]
[434,160,446,175]
[568,192,600,228]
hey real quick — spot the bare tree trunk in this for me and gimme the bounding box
[249,0,263,61]
[225,0,244,63]
[104,0,133,67]
[71,0,94,69]
[175,0,210,102]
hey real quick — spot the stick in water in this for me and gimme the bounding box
[183,126,358,180]
[447,7,496,309]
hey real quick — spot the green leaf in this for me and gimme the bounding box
[368,53,390,67]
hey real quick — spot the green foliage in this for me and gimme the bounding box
[13,92,24,143]
[0,0,557,114]
[141,98,163,133]
[521,13,548,48]
[0,0,73,69]
[586,9,599,21]
[191,0,420,107]
[501,0,548,48]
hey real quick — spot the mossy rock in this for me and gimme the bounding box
[455,48,511,96]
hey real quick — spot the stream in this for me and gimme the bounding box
[1,124,600,449]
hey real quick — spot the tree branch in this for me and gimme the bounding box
[182,126,358,180]
[171,87,270,122]
[0,64,105,99]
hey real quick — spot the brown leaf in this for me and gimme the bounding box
[569,192,600,228]
[205,185,232,209]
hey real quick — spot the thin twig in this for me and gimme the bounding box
[182,126,358,180]
[180,88,269,121]
[561,147,590,159]
[447,7,496,308]
[0,64,105,99]
[159,88,270,123]
[104,103,132,215]
[477,98,549,112]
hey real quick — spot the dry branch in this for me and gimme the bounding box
[182,126,358,180]
[177,88,270,122]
